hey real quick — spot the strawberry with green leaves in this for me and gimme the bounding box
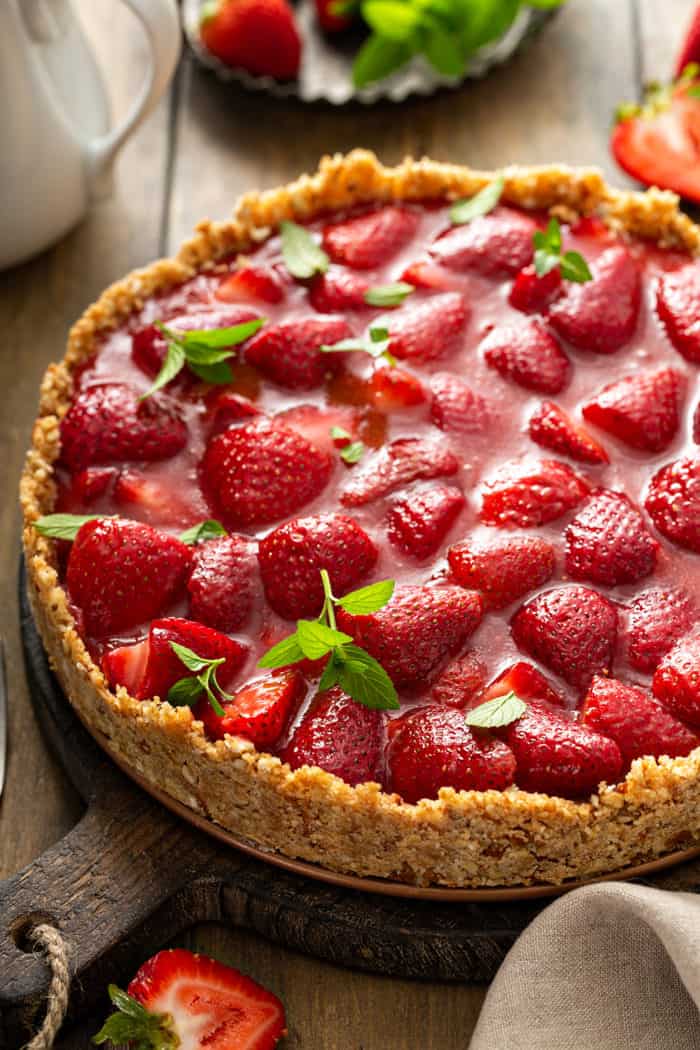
[196,669,306,749]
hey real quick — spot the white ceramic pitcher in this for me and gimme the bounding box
[0,0,181,270]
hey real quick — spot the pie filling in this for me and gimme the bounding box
[47,196,700,806]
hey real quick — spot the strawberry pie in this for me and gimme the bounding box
[21,152,700,888]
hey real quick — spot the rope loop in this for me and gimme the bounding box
[24,924,72,1050]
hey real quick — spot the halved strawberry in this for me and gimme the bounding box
[564,488,659,586]
[258,513,377,619]
[582,675,700,765]
[480,319,570,394]
[645,457,700,553]
[322,206,419,270]
[188,534,259,632]
[308,270,370,312]
[481,661,565,711]
[675,7,700,75]
[66,518,192,637]
[139,617,247,702]
[480,459,590,528]
[386,705,516,802]
[56,466,118,510]
[102,638,150,696]
[113,471,197,527]
[59,383,187,472]
[206,390,261,436]
[383,292,468,363]
[215,264,286,304]
[386,484,465,560]
[448,536,555,610]
[511,585,618,690]
[429,372,490,435]
[341,437,458,507]
[201,418,333,528]
[245,317,351,390]
[280,687,385,787]
[400,260,457,290]
[582,367,686,452]
[528,401,609,464]
[429,652,487,708]
[657,266,700,363]
[653,634,700,726]
[368,365,426,412]
[195,669,305,749]
[275,402,359,455]
[508,264,562,314]
[336,584,482,687]
[200,0,301,80]
[131,307,260,379]
[430,207,537,277]
[548,246,640,353]
[624,588,695,674]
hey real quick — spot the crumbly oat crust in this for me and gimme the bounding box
[20,151,700,888]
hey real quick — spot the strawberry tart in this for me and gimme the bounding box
[21,151,700,888]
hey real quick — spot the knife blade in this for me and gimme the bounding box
[0,639,7,799]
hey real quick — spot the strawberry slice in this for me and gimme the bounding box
[624,588,695,674]
[368,365,426,411]
[201,418,333,528]
[508,264,562,314]
[275,402,359,454]
[386,484,465,560]
[195,669,305,748]
[340,437,458,507]
[258,513,377,619]
[481,661,565,711]
[430,207,537,277]
[429,652,487,708]
[528,401,609,464]
[511,585,618,690]
[429,372,490,435]
[57,466,118,510]
[383,292,468,363]
[200,0,301,80]
[400,260,458,290]
[480,319,570,394]
[138,617,247,702]
[308,270,370,312]
[322,206,419,270]
[657,266,700,363]
[113,471,198,527]
[581,675,700,766]
[582,367,686,452]
[448,536,555,610]
[480,458,590,528]
[125,948,286,1049]
[215,264,286,305]
[548,246,641,353]
[645,457,700,553]
[66,518,192,637]
[60,383,187,472]
[188,535,259,632]
[653,634,700,726]
[102,638,150,696]
[386,705,516,803]
[206,390,261,436]
[564,488,659,586]
[131,307,260,379]
[245,317,351,390]
[336,584,482,687]
[280,687,385,787]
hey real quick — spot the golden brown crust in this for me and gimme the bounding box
[20,150,700,888]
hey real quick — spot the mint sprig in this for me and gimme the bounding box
[259,571,399,710]
[167,643,234,717]
[93,983,177,1049]
[533,217,592,283]
[34,513,105,541]
[465,690,527,729]
[449,175,504,225]
[179,519,227,545]
[330,426,366,465]
[321,324,396,366]
[140,318,265,399]
[280,221,329,279]
[364,282,414,307]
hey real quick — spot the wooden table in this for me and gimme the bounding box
[0,0,688,1044]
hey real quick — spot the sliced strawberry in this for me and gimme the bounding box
[188,535,259,632]
[429,372,490,435]
[138,617,247,702]
[448,536,555,610]
[429,652,487,708]
[322,206,419,270]
[480,459,590,528]
[280,687,385,787]
[201,418,333,528]
[383,292,468,364]
[57,466,117,509]
[113,471,196,527]
[400,260,457,290]
[645,457,700,553]
[548,247,640,353]
[582,367,686,452]
[275,402,359,454]
[66,518,192,637]
[564,489,659,586]
[386,484,465,560]
[245,317,351,390]
[624,588,695,674]
[528,401,609,464]
[195,669,305,749]
[657,266,700,363]
[206,390,261,436]
[480,319,570,395]
[653,634,700,725]
[59,383,187,472]
[215,264,286,304]
[386,705,516,802]
[430,207,537,277]
[258,513,377,619]
[200,0,301,79]
[131,307,260,379]
[336,584,482,687]
[508,264,562,314]
[511,585,618,690]
[368,365,426,412]
[582,675,700,766]
[127,947,286,1049]
[481,661,565,711]
[341,437,458,507]
[308,270,370,312]
[102,638,150,696]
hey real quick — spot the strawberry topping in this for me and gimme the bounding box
[645,457,700,553]
[322,206,418,270]
[564,488,659,586]
[448,536,556,610]
[548,247,641,353]
[187,535,259,632]
[481,319,570,394]
[528,401,609,464]
[196,669,305,748]
[431,207,537,276]
[582,367,686,453]
[386,484,465,560]
[245,317,352,389]
[480,459,590,528]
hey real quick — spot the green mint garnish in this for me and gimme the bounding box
[321,324,395,366]
[364,282,414,307]
[465,691,527,729]
[179,519,227,545]
[167,642,234,717]
[140,318,265,399]
[533,217,592,283]
[34,513,105,541]
[280,220,329,279]
[340,441,366,464]
[259,570,399,711]
[93,984,177,1049]
[449,175,505,226]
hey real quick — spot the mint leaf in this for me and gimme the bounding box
[168,643,232,717]
[533,216,562,256]
[687,84,700,98]
[181,320,263,350]
[336,579,395,615]
[340,441,365,464]
[179,519,227,545]
[560,251,593,283]
[424,24,465,77]
[170,642,211,674]
[258,634,305,670]
[533,217,592,284]
[364,282,414,307]
[280,221,329,279]
[322,325,391,362]
[140,341,186,399]
[34,513,103,541]
[352,35,412,88]
[297,620,353,660]
[534,248,561,277]
[362,0,421,40]
[93,984,176,1048]
[336,645,399,710]
[465,690,527,729]
[167,676,205,707]
[141,319,263,400]
[330,425,352,442]
[318,652,341,691]
[449,175,504,226]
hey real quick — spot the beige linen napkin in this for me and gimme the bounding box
[469,882,700,1050]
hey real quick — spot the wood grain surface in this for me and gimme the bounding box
[0,1,691,1046]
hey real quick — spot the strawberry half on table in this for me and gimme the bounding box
[94,948,286,1050]
[200,0,302,80]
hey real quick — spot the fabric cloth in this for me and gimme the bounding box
[469,882,700,1050]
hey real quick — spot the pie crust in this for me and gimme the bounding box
[20,150,700,889]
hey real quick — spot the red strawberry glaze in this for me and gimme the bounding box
[54,200,700,793]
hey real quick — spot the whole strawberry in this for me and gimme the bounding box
[548,246,641,353]
[624,588,695,674]
[564,488,659,586]
[645,457,700,553]
[481,319,570,395]
[187,534,259,632]
[200,0,302,80]
[448,536,556,610]
[582,367,686,453]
